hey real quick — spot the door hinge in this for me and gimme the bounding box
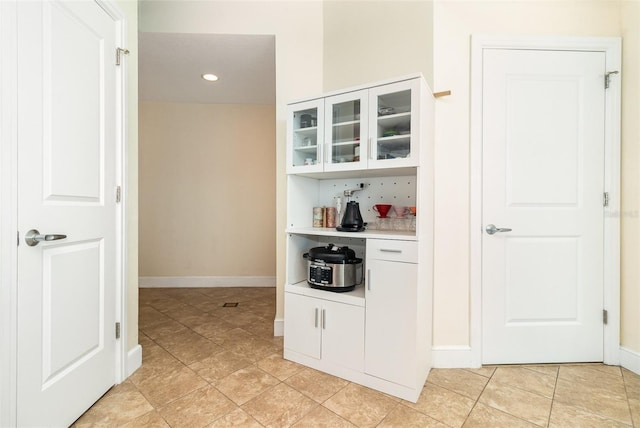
[115,322,121,339]
[115,186,121,203]
[603,309,608,325]
[116,47,130,66]
[605,71,619,89]
[603,192,609,207]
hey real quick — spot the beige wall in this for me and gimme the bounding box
[621,1,640,353]
[139,102,276,277]
[115,0,139,352]
[432,0,622,347]
[139,0,324,323]
[323,1,434,91]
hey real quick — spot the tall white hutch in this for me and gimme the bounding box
[284,74,434,402]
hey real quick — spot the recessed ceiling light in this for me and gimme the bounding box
[202,73,219,82]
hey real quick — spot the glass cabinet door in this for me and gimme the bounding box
[287,99,324,173]
[368,79,420,168]
[324,90,368,171]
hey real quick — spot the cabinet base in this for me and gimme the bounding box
[283,348,428,403]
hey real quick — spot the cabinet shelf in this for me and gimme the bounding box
[333,120,360,127]
[286,280,365,306]
[287,227,417,241]
[377,134,410,144]
[377,111,411,128]
[294,145,319,153]
[333,140,360,147]
[294,126,318,135]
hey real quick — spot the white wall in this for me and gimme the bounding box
[432,0,622,347]
[322,1,434,91]
[621,1,640,354]
[139,0,324,324]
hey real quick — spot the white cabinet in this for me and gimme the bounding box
[286,77,425,174]
[324,89,369,172]
[368,79,421,169]
[365,239,419,387]
[287,98,324,173]
[284,288,364,372]
[284,74,434,403]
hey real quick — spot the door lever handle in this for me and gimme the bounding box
[486,224,512,235]
[25,229,67,246]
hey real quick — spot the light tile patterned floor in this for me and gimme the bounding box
[73,287,640,427]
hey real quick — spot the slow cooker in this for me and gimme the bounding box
[303,244,363,292]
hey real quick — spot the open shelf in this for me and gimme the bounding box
[287,227,417,241]
[285,280,366,306]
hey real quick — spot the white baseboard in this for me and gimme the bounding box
[619,346,640,376]
[273,317,284,337]
[432,346,477,368]
[126,344,142,377]
[139,276,276,288]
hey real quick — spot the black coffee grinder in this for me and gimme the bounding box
[336,184,365,232]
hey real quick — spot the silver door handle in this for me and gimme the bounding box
[486,224,512,235]
[25,229,67,246]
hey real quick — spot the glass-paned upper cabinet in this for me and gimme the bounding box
[324,90,369,172]
[286,99,324,173]
[368,79,420,168]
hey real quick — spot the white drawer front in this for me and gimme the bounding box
[367,239,418,263]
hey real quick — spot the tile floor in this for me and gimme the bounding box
[73,287,640,427]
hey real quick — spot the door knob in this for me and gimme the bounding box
[486,224,512,235]
[24,229,67,246]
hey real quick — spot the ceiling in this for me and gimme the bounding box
[139,32,276,105]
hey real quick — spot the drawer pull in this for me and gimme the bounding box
[314,308,319,328]
[322,309,326,329]
[380,248,402,253]
[367,269,372,291]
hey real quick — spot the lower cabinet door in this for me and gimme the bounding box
[284,292,321,360]
[365,258,418,386]
[321,299,365,371]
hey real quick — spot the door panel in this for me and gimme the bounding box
[321,299,364,372]
[507,77,580,206]
[45,0,103,201]
[43,239,104,385]
[365,258,417,387]
[504,237,578,322]
[283,293,321,360]
[16,1,118,425]
[482,49,605,364]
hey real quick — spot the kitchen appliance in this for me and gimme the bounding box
[303,244,363,292]
[337,184,366,232]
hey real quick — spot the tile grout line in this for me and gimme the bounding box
[546,366,561,428]
[621,370,638,428]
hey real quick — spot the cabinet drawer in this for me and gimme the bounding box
[367,239,418,263]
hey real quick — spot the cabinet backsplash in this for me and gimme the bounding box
[317,175,416,225]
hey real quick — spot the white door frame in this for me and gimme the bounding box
[470,35,621,367]
[0,1,128,426]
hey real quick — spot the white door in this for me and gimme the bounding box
[16,1,119,425]
[482,49,605,364]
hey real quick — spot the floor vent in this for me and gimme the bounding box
[222,302,239,307]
